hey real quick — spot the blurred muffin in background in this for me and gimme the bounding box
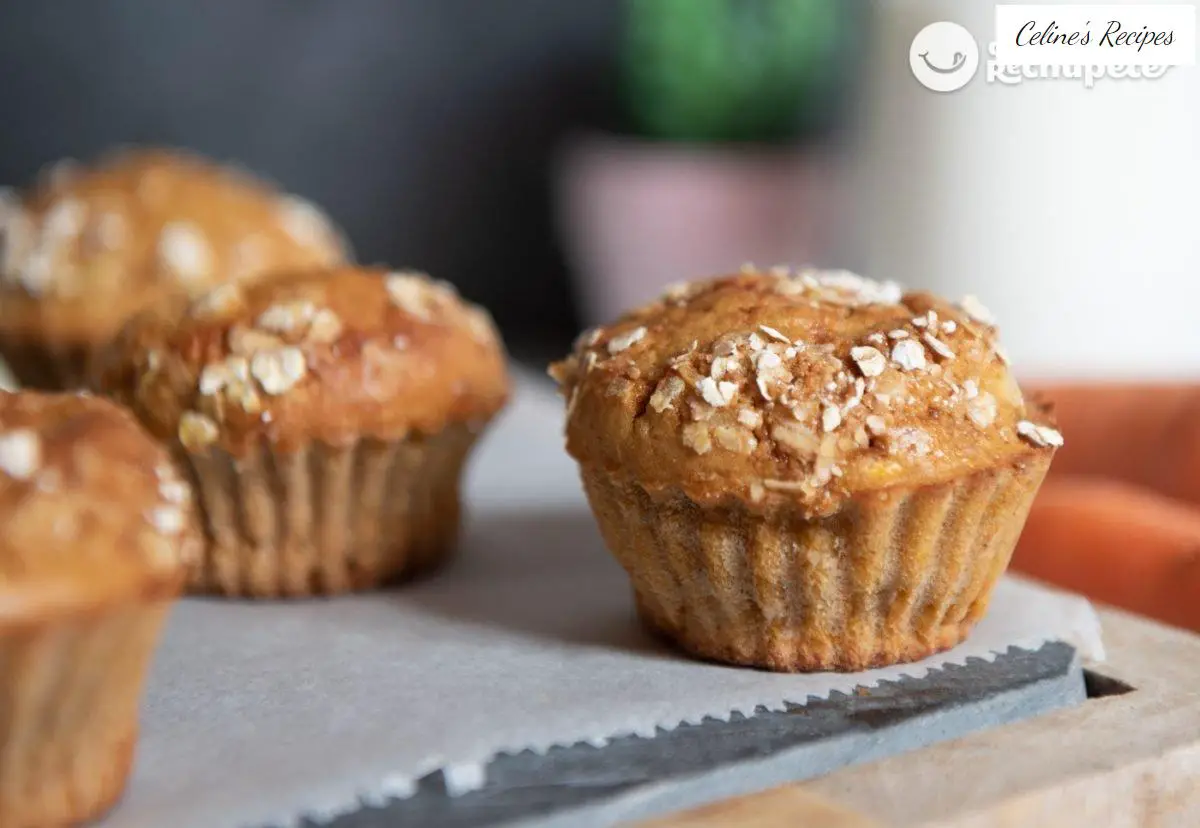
[99,266,509,597]
[0,389,198,827]
[0,148,350,390]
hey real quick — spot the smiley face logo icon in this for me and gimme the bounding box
[910,22,979,92]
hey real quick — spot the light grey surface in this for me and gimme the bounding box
[100,377,1103,828]
[310,642,1085,828]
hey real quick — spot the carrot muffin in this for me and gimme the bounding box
[0,148,350,390]
[0,390,199,827]
[549,267,1062,672]
[99,266,509,597]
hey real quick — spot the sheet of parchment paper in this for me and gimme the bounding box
[78,371,1102,828]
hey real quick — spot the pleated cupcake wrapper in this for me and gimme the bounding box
[581,456,1052,672]
[0,602,171,828]
[180,427,477,597]
[0,333,101,391]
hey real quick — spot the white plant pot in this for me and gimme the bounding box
[556,135,838,327]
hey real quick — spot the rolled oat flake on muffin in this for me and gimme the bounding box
[0,389,200,827]
[549,266,1061,672]
[99,266,509,598]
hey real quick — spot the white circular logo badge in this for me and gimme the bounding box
[910,22,979,92]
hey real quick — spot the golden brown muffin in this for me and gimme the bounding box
[0,390,199,828]
[550,266,1062,672]
[0,148,350,390]
[99,266,509,597]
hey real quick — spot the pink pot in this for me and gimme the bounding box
[556,134,839,327]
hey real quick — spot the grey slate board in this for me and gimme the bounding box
[299,641,1085,828]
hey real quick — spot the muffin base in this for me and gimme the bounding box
[581,456,1051,673]
[0,602,172,828]
[182,427,477,597]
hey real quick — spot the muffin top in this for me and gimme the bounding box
[0,390,198,619]
[549,267,1062,517]
[0,147,349,341]
[100,266,509,455]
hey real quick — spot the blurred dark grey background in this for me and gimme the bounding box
[0,1,621,360]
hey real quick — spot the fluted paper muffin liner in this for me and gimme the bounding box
[180,426,476,597]
[0,602,172,828]
[580,455,1052,672]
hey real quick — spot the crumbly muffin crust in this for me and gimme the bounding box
[0,390,198,618]
[0,148,349,343]
[550,266,1061,518]
[100,267,509,456]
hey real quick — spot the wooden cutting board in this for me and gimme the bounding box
[644,603,1200,828]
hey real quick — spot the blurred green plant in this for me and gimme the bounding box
[620,0,844,145]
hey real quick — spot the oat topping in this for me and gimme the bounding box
[257,301,316,334]
[250,347,308,395]
[607,326,647,354]
[158,479,189,504]
[306,308,344,344]
[864,414,887,436]
[0,429,40,479]
[553,268,1045,511]
[737,408,762,429]
[384,270,456,321]
[850,345,887,378]
[891,339,927,372]
[198,363,232,396]
[278,195,334,249]
[712,425,757,454]
[792,268,904,306]
[158,221,213,289]
[246,300,345,347]
[922,333,956,360]
[959,295,996,325]
[891,427,933,456]
[967,392,998,428]
[43,198,86,242]
[698,376,736,407]
[769,421,816,456]
[464,306,498,346]
[191,283,244,320]
[1017,420,1064,448]
[228,326,285,356]
[681,422,712,454]
[759,324,790,343]
[147,504,184,536]
[649,375,685,413]
[178,411,219,450]
[821,404,842,432]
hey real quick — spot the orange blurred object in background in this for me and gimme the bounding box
[1012,384,1200,632]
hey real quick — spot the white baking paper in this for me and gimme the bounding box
[71,370,1101,828]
